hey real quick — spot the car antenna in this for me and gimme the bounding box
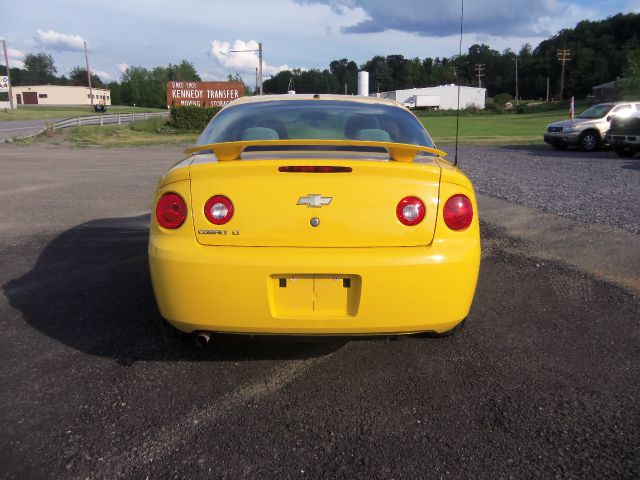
[454,0,464,167]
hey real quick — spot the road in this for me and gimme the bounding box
[0,118,63,142]
[0,144,638,479]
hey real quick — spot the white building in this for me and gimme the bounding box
[377,85,486,110]
[11,85,111,106]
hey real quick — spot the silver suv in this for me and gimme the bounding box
[544,102,640,151]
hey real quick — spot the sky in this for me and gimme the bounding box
[1,0,639,87]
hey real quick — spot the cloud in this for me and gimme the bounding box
[201,70,227,81]
[209,39,292,76]
[93,69,115,82]
[116,63,129,74]
[35,29,86,52]
[293,0,567,37]
[8,59,25,69]
[5,46,25,69]
[627,0,640,12]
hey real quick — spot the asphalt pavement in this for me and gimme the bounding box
[0,144,638,479]
[0,118,60,141]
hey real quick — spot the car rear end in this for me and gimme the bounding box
[606,113,640,157]
[148,97,480,336]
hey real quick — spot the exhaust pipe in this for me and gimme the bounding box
[195,332,211,348]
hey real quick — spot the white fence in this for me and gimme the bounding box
[52,111,168,130]
[1,111,169,141]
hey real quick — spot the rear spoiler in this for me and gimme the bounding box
[184,139,447,163]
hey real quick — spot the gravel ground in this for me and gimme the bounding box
[446,145,640,234]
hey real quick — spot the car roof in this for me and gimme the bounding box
[222,94,406,111]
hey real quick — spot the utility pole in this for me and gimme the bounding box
[84,41,94,110]
[1,39,14,110]
[546,77,550,102]
[474,64,485,88]
[229,43,263,95]
[258,42,263,95]
[344,82,347,95]
[255,67,258,94]
[557,48,571,101]
[514,56,519,106]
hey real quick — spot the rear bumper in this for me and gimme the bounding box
[149,236,480,335]
[605,134,640,149]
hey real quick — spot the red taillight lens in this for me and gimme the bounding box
[443,194,473,230]
[204,195,234,225]
[396,196,425,226]
[156,192,187,229]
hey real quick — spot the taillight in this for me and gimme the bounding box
[156,192,187,229]
[204,195,234,224]
[396,196,425,226]
[443,194,473,230]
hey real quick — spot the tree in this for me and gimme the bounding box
[68,66,106,89]
[107,81,123,105]
[227,73,252,96]
[263,70,292,94]
[361,56,393,93]
[619,48,640,98]
[329,59,358,94]
[168,60,201,82]
[117,60,203,107]
[23,53,57,85]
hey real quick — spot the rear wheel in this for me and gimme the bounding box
[615,146,636,158]
[578,131,599,152]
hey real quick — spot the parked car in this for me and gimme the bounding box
[544,101,640,151]
[606,112,640,157]
[148,95,481,343]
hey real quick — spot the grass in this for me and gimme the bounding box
[0,105,166,121]
[13,107,573,148]
[420,109,570,145]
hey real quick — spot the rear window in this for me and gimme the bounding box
[196,100,435,149]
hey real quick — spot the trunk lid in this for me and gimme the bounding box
[189,152,441,247]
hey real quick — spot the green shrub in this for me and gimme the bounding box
[168,106,222,131]
[493,93,513,106]
[484,101,505,114]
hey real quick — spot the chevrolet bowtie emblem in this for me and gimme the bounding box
[297,194,332,208]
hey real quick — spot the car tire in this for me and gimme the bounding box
[615,146,636,158]
[578,131,599,152]
[415,318,466,338]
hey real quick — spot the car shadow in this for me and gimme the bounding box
[2,215,346,364]
[621,159,640,170]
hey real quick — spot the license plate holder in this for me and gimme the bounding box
[271,274,361,317]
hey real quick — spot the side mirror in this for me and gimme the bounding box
[606,115,612,121]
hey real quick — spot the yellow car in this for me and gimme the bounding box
[149,95,480,343]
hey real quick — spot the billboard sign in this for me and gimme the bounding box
[0,76,9,92]
[166,81,244,108]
